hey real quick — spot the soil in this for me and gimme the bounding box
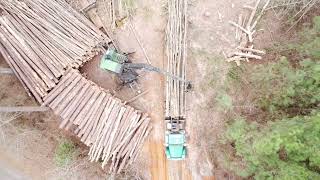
[111,0,169,178]
[186,0,250,179]
[0,55,106,179]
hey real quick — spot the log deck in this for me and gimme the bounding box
[0,0,151,173]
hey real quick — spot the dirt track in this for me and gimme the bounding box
[105,0,196,178]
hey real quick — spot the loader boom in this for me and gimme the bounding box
[122,63,189,83]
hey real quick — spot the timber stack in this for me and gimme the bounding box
[0,0,110,103]
[0,0,152,174]
[165,0,188,119]
[44,69,152,173]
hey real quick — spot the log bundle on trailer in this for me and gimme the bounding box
[0,0,110,103]
[165,0,188,118]
[43,69,152,173]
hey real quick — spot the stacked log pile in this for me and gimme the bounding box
[43,69,152,173]
[227,0,270,66]
[0,0,151,173]
[0,0,110,103]
[165,0,188,118]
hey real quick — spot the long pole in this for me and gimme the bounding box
[0,106,50,112]
[0,68,13,74]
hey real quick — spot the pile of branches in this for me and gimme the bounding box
[0,0,109,103]
[227,0,270,66]
[44,69,152,173]
[165,0,188,118]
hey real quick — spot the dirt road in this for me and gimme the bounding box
[0,149,30,180]
[104,0,195,178]
[127,2,169,178]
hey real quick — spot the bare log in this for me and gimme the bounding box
[0,68,13,74]
[125,90,149,104]
[246,0,261,29]
[237,47,266,54]
[0,106,49,112]
[233,52,262,59]
[54,78,86,114]
[67,86,96,125]
[74,87,101,125]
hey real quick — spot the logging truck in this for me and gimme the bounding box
[164,117,186,160]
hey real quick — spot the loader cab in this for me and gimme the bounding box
[100,49,128,74]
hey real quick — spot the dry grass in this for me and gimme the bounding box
[268,0,320,30]
[46,158,107,180]
[0,113,52,160]
[0,113,55,176]
[115,152,150,180]
[0,112,109,179]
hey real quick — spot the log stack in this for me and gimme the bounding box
[43,69,152,173]
[165,0,188,119]
[0,0,151,174]
[0,0,110,103]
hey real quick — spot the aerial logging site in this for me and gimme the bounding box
[0,0,319,179]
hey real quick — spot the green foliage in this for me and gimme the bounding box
[241,17,320,117]
[215,92,233,110]
[226,113,320,179]
[290,16,320,59]
[227,65,244,81]
[224,16,320,179]
[251,57,320,115]
[54,140,76,167]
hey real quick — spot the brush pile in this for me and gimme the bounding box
[0,0,109,102]
[165,0,188,118]
[227,0,270,66]
[44,69,152,173]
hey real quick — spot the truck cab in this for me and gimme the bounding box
[164,117,186,160]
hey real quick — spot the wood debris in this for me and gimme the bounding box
[165,0,188,119]
[0,0,110,102]
[227,0,270,66]
[44,69,152,173]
